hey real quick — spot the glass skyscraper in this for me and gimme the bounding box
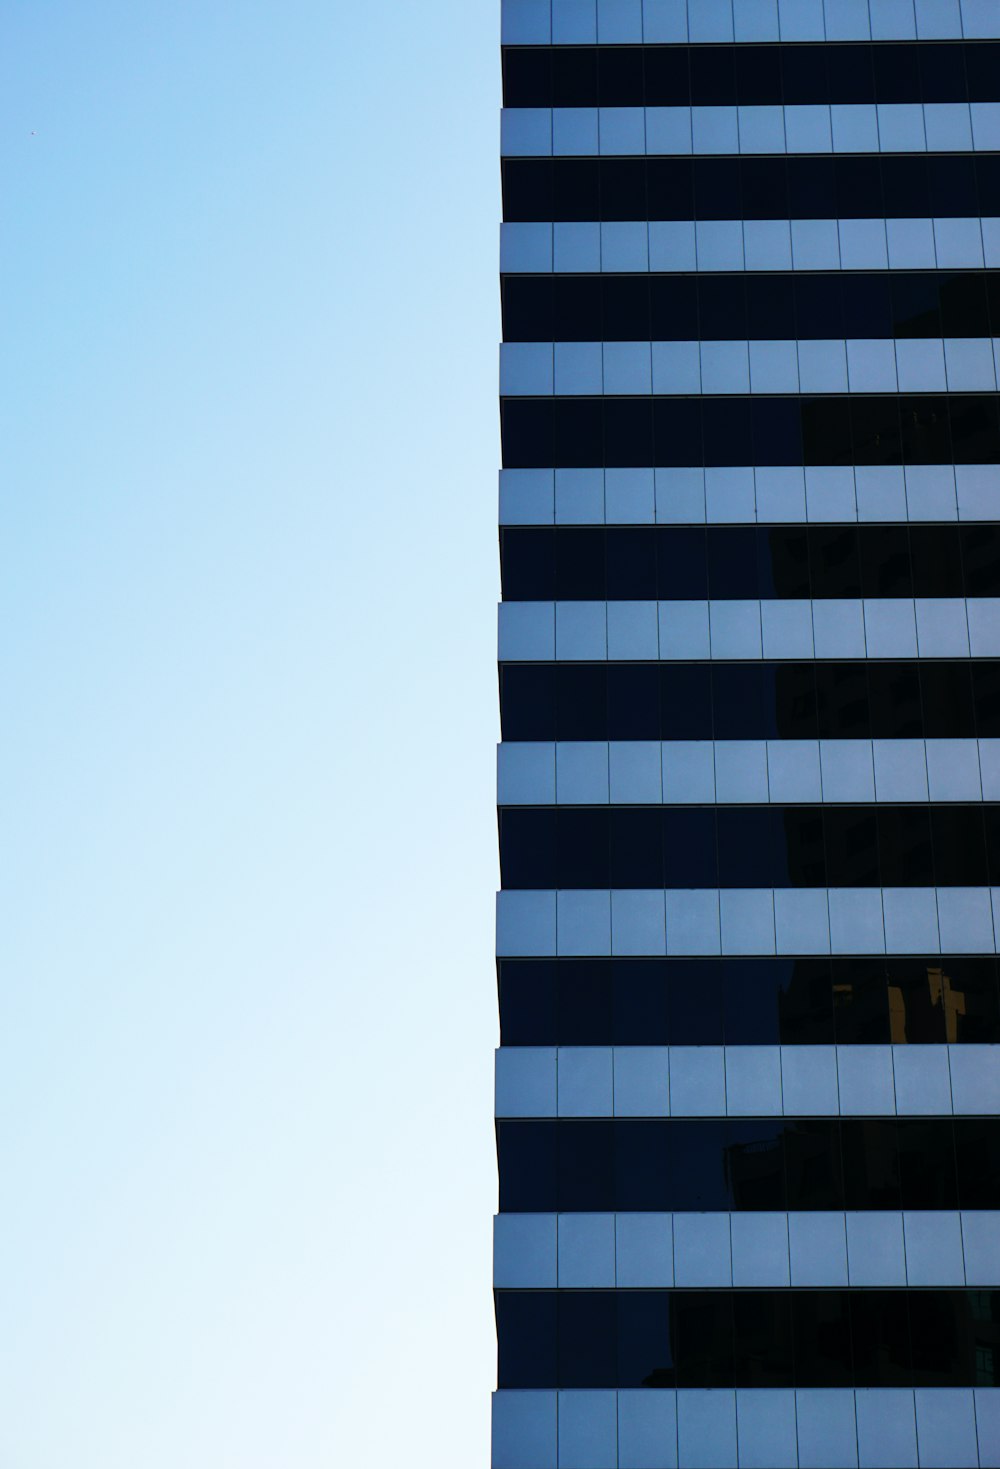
[493,3,1000,1465]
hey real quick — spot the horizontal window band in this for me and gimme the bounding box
[499,524,1000,600]
[498,661,1000,744]
[498,805,1000,890]
[500,218,1000,273]
[495,1287,1000,1389]
[495,1115,1000,1212]
[492,1385,993,1469]
[500,395,1000,468]
[501,274,1000,342]
[503,42,1000,109]
[501,0,1000,47]
[500,339,1000,396]
[495,886,1000,957]
[497,598,1000,662]
[495,1042,998,1117]
[497,954,1000,1047]
[498,464,997,525]
[498,738,1000,805]
[502,154,1000,222]
[494,1209,1000,1289]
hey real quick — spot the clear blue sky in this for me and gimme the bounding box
[0,4,500,1464]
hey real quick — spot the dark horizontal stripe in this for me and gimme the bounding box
[499,662,1000,742]
[503,42,1000,108]
[498,804,1000,889]
[500,523,1000,600]
[498,954,1000,1046]
[500,395,1000,467]
[496,1287,1000,1390]
[501,273,1000,343]
[495,1116,999,1211]
[502,155,1000,221]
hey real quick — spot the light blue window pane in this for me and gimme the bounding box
[886,215,936,268]
[914,598,970,657]
[501,222,553,273]
[701,339,750,394]
[496,1047,558,1117]
[499,602,555,661]
[616,1215,674,1288]
[936,886,996,953]
[691,106,739,155]
[761,600,815,660]
[705,465,755,521]
[557,889,612,956]
[825,0,871,37]
[894,1043,953,1114]
[738,105,786,154]
[499,742,557,805]
[784,105,833,154]
[828,887,885,954]
[618,1389,678,1468]
[925,101,974,150]
[601,221,649,272]
[878,102,927,150]
[554,340,603,396]
[961,1211,1000,1285]
[552,107,599,156]
[611,889,667,956]
[856,463,907,521]
[846,1210,907,1285]
[774,887,832,955]
[719,888,776,955]
[744,219,792,269]
[695,218,744,269]
[839,216,889,268]
[767,741,822,803]
[756,466,806,521]
[714,740,768,802]
[610,740,662,802]
[556,467,604,524]
[963,0,1000,34]
[788,1215,850,1289]
[556,600,606,659]
[652,340,701,393]
[981,739,1000,802]
[945,336,996,391]
[494,1213,558,1287]
[500,468,555,526]
[556,741,609,804]
[882,886,941,954]
[847,338,898,393]
[649,219,696,270]
[903,1210,964,1285]
[665,888,721,954]
[492,1391,558,1469]
[895,336,946,392]
[502,108,552,156]
[497,890,558,957]
[558,1390,618,1469]
[725,1044,782,1114]
[597,0,644,41]
[832,103,880,151]
[806,465,857,521]
[604,341,652,395]
[925,737,981,801]
[669,1045,726,1114]
[688,0,735,40]
[735,1390,797,1469]
[855,1391,918,1469]
[821,739,875,801]
[733,0,780,40]
[870,0,918,34]
[779,0,825,36]
[791,217,841,269]
[608,602,659,660]
[606,467,655,523]
[662,741,716,803]
[934,215,985,267]
[599,106,645,155]
[501,342,553,396]
[872,739,928,802]
[554,221,602,272]
[975,1387,1000,1468]
[501,0,552,43]
[646,106,693,155]
[781,1042,839,1113]
[677,1391,738,1469]
[710,599,762,658]
[673,1212,732,1285]
[984,218,1000,267]
[557,1214,616,1286]
[968,597,1000,657]
[813,601,867,660]
[915,0,963,34]
[656,466,705,523]
[863,598,918,658]
[749,339,799,393]
[730,1212,790,1286]
[837,1044,896,1114]
[613,1046,670,1115]
[553,0,598,42]
[798,339,848,393]
[659,600,710,658]
[949,1044,1000,1114]
[972,101,1000,149]
[904,463,956,520]
[914,1390,979,1469]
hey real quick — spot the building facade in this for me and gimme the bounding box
[493,3,1000,1466]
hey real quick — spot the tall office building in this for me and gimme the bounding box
[493,3,1000,1466]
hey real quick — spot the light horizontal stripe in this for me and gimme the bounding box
[496,885,1000,956]
[501,217,1000,273]
[501,102,1000,156]
[494,1210,1000,1288]
[498,738,1000,805]
[498,464,997,526]
[502,0,998,45]
[492,1386,997,1469]
[500,338,1000,396]
[494,1043,999,1116]
[497,598,998,661]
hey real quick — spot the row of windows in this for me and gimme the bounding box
[502,43,1000,108]
[499,524,1000,601]
[496,1288,1000,1390]
[499,662,1000,743]
[496,1117,1000,1211]
[501,395,1000,467]
[499,804,1000,889]
[498,955,1000,1046]
[503,155,1000,221]
[501,272,999,343]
